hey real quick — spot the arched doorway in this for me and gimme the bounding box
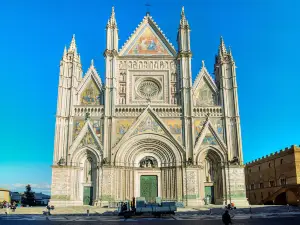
[113,134,184,202]
[70,147,102,206]
[196,148,225,205]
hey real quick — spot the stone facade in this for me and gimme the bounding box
[50,7,248,207]
[245,145,300,205]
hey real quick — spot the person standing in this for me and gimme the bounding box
[222,210,232,225]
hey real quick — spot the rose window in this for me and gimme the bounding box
[137,80,161,99]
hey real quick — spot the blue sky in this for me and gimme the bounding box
[0,0,299,194]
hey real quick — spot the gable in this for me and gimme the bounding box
[119,15,176,56]
[125,25,171,56]
[194,118,227,153]
[112,107,184,152]
[70,120,103,155]
[80,79,101,105]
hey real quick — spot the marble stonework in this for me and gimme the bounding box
[50,8,248,207]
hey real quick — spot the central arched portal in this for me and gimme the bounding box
[113,134,184,202]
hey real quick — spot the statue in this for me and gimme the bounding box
[57,157,65,166]
[229,156,239,165]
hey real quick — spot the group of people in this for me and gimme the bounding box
[2,201,17,214]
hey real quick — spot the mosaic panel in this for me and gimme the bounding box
[114,119,135,144]
[73,120,85,140]
[163,119,182,143]
[133,116,164,135]
[210,118,224,140]
[80,79,101,105]
[73,120,103,143]
[194,81,216,106]
[202,130,218,145]
[194,119,206,139]
[127,26,170,55]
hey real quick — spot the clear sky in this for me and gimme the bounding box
[0,0,299,194]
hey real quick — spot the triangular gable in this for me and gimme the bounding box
[194,118,226,154]
[112,106,184,152]
[193,63,217,92]
[77,63,102,96]
[77,64,102,105]
[193,63,218,107]
[119,15,176,56]
[69,120,103,155]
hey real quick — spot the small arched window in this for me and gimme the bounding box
[280,159,283,164]
[269,162,271,168]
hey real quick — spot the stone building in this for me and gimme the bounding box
[50,7,247,207]
[245,145,300,205]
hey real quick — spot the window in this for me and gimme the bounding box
[280,159,283,164]
[269,163,271,168]
[254,193,256,200]
[280,178,286,185]
[258,166,261,171]
[269,180,275,187]
[261,192,263,199]
[251,184,255,190]
[260,183,264,188]
[249,168,251,173]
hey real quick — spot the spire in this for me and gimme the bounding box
[63,45,67,58]
[201,60,205,68]
[218,36,227,56]
[90,59,94,67]
[228,46,234,61]
[107,6,117,28]
[68,34,77,53]
[180,6,189,27]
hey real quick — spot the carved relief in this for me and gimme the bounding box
[140,156,158,168]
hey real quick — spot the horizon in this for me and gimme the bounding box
[0,0,299,195]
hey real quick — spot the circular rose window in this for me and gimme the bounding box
[136,79,161,99]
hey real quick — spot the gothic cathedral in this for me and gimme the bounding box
[50,7,248,207]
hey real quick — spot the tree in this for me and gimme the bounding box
[21,184,35,206]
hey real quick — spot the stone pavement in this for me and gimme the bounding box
[1,205,299,217]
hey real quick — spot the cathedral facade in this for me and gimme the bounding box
[50,7,248,207]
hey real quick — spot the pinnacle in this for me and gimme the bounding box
[108,6,117,27]
[219,36,227,56]
[202,60,205,68]
[63,45,67,57]
[68,34,77,53]
[90,59,94,67]
[180,6,188,27]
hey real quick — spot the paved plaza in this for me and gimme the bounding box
[1,205,300,224]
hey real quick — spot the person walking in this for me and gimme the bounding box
[222,210,232,225]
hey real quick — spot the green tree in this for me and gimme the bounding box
[21,184,35,206]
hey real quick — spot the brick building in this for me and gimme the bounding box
[245,145,300,205]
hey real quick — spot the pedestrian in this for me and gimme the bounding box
[222,210,232,225]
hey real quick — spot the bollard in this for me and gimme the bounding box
[287,204,290,212]
[209,208,212,215]
[87,209,90,216]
